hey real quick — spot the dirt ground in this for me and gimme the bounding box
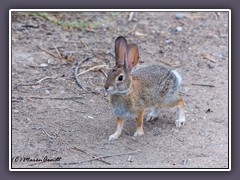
[11,11,229,169]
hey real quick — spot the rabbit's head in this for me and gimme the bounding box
[104,36,139,94]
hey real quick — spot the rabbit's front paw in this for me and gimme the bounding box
[133,129,144,137]
[109,133,120,141]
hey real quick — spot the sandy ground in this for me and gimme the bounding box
[11,11,229,169]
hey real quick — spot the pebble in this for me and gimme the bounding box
[175,13,185,19]
[45,89,50,94]
[48,59,54,64]
[40,63,48,67]
[128,156,132,162]
[13,109,19,113]
[220,34,227,38]
[182,159,188,165]
[78,32,84,38]
[208,63,214,69]
[176,26,183,32]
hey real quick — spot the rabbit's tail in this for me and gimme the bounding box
[172,70,182,87]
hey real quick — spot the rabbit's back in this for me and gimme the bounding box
[132,65,180,106]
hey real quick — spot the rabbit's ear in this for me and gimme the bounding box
[115,36,128,65]
[125,43,139,72]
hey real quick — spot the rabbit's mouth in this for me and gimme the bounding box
[105,85,130,95]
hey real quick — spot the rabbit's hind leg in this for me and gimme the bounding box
[175,98,186,127]
[134,109,145,137]
[161,98,186,127]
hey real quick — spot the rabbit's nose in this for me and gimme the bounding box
[105,85,113,92]
[104,84,109,91]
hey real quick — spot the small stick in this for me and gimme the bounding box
[53,107,86,113]
[213,12,219,21]
[36,76,55,84]
[179,91,191,96]
[80,39,89,51]
[28,96,84,100]
[124,24,136,36]
[74,56,92,90]
[71,147,111,165]
[41,128,55,139]
[78,65,108,76]
[79,150,140,164]
[159,60,178,67]
[52,43,62,59]
[37,45,59,59]
[128,12,135,22]
[191,83,215,87]
[201,54,217,63]
[15,76,56,88]
[58,150,140,166]
[15,83,39,88]
[99,69,108,77]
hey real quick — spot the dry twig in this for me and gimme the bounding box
[159,60,179,68]
[71,147,111,165]
[28,96,84,100]
[78,65,108,76]
[179,91,191,96]
[57,150,140,166]
[52,43,62,59]
[36,76,55,84]
[37,45,59,59]
[80,39,89,51]
[74,56,92,90]
[124,24,137,36]
[201,53,217,63]
[128,12,135,22]
[191,83,215,87]
[99,69,108,77]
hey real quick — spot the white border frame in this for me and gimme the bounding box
[9,9,231,171]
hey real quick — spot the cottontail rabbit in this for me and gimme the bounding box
[104,36,185,140]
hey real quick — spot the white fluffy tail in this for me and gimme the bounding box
[172,70,182,86]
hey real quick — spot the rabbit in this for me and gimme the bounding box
[104,36,185,140]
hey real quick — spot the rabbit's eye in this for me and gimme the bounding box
[118,75,123,81]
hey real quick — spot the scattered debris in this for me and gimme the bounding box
[71,147,111,165]
[58,150,140,166]
[124,24,137,36]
